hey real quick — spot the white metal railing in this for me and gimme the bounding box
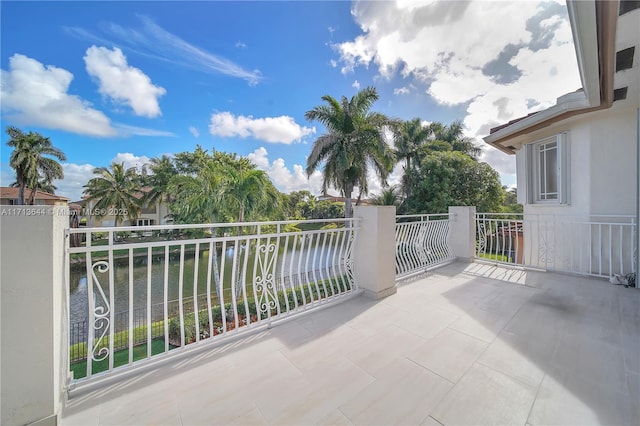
[476,213,637,278]
[66,218,359,382]
[395,214,455,280]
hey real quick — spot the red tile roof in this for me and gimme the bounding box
[0,187,70,201]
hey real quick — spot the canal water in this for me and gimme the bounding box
[69,244,341,326]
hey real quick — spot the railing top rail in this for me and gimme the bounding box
[396,213,451,220]
[67,225,360,254]
[477,212,635,219]
[67,217,361,234]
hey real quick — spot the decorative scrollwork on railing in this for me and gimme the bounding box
[256,243,278,314]
[344,230,355,287]
[90,261,111,361]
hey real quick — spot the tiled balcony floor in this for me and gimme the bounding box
[62,262,640,426]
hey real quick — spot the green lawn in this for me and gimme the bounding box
[476,252,511,262]
[71,338,172,379]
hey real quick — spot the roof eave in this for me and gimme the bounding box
[483,0,617,155]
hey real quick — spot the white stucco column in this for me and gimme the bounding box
[1,206,69,426]
[353,206,397,299]
[448,206,477,261]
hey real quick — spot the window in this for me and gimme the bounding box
[137,218,154,227]
[527,133,569,204]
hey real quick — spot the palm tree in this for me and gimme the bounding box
[83,162,142,226]
[305,87,394,218]
[143,155,177,222]
[370,185,401,207]
[431,120,481,158]
[224,166,281,223]
[5,126,66,205]
[394,118,432,197]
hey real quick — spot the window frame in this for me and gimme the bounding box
[527,133,570,205]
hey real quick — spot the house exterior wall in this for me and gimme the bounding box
[515,104,638,217]
[513,105,638,276]
[82,199,171,227]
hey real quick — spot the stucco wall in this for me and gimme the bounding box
[516,105,638,217]
[1,207,68,425]
[588,106,637,215]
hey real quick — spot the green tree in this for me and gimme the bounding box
[142,155,178,223]
[225,166,281,222]
[404,151,503,214]
[83,162,142,226]
[430,120,481,158]
[502,186,523,213]
[393,118,432,198]
[5,126,66,205]
[370,185,401,207]
[305,86,395,218]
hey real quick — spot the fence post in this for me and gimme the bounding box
[353,206,397,299]
[449,206,477,261]
[1,206,69,425]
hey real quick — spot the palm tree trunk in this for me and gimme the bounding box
[344,184,353,219]
[18,180,26,205]
[28,187,37,205]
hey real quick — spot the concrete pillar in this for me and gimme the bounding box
[1,206,69,425]
[448,206,477,261]
[353,206,397,299]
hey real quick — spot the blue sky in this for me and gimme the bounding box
[0,1,580,201]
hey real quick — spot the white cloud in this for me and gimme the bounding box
[84,46,166,118]
[67,16,262,85]
[189,126,200,138]
[0,54,117,136]
[111,153,152,172]
[334,1,580,139]
[246,147,324,194]
[55,163,96,201]
[114,124,175,137]
[352,80,361,90]
[209,112,316,144]
[247,147,270,168]
[393,86,410,95]
[235,41,247,49]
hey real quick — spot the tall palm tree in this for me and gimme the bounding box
[5,126,66,205]
[394,118,432,198]
[143,155,177,222]
[431,120,481,158]
[83,162,142,226]
[224,166,281,223]
[305,86,394,218]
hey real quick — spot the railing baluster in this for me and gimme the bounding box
[146,246,152,359]
[128,248,134,365]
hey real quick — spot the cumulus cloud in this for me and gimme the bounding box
[0,54,117,136]
[56,163,96,201]
[393,86,410,95]
[189,126,200,138]
[111,153,152,172]
[334,0,580,138]
[209,112,316,144]
[352,80,361,90]
[84,46,166,118]
[246,147,324,194]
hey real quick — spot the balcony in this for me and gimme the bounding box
[61,261,639,425]
[1,206,638,425]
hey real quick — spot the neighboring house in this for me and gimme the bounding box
[485,0,638,217]
[483,0,639,276]
[0,187,69,206]
[77,189,172,227]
